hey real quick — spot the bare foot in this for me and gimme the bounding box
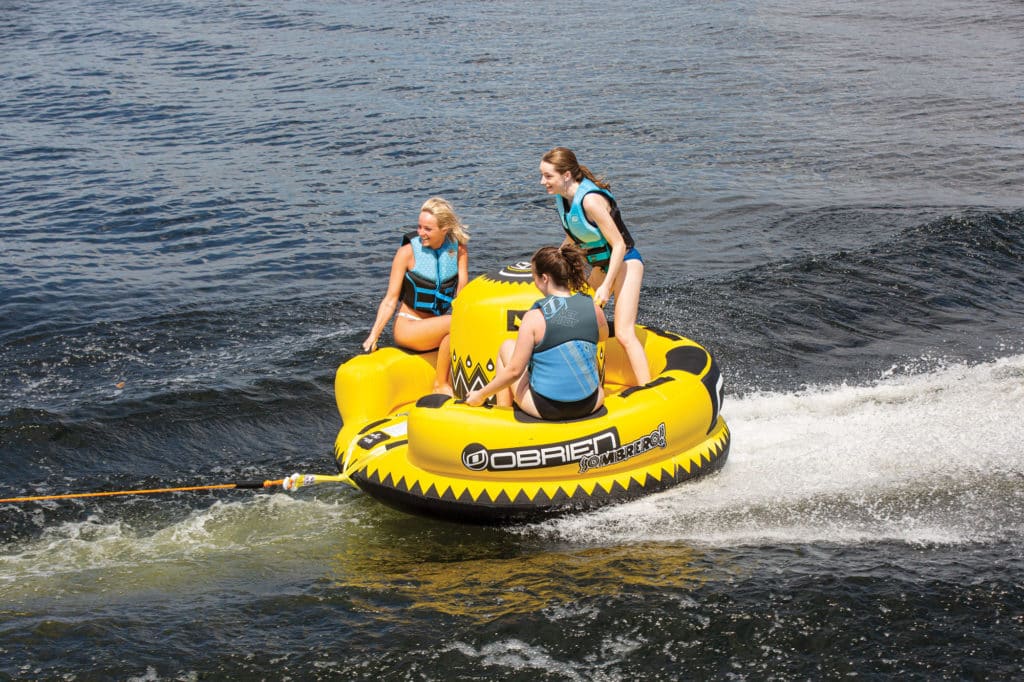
[432,383,454,397]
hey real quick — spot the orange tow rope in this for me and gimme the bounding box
[0,480,284,504]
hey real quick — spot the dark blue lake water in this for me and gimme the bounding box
[2,0,1023,679]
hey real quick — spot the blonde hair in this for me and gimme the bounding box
[541,147,611,190]
[420,197,470,245]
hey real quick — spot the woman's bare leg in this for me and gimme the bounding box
[605,260,650,386]
[393,313,452,351]
[497,339,540,415]
[433,333,454,395]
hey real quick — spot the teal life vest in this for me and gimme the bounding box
[528,293,601,402]
[555,178,635,268]
[399,231,459,316]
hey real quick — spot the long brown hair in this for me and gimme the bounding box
[531,244,589,292]
[541,147,611,190]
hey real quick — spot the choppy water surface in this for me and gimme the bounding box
[2,0,1023,679]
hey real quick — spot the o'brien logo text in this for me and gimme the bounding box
[578,423,667,473]
[460,423,668,474]
[462,428,619,472]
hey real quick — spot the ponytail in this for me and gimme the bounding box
[532,244,589,292]
[541,147,611,190]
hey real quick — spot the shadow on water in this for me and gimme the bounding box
[324,524,716,623]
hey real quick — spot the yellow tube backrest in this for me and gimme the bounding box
[448,262,542,399]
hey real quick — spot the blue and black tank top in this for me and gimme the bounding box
[528,293,601,402]
[555,177,636,269]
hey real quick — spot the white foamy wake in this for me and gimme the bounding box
[0,492,368,603]
[541,354,1024,546]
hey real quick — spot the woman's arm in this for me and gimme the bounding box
[455,243,469,294]
[464,310,542,406]
[594,303,609,343]
[361,244,413,352]
[582,192,626,307]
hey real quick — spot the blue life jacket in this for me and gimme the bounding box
[555,178,635,268]
[399,231,459,316]
[528,293,601,402]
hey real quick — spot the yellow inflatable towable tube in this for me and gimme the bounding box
[334,261,729,524]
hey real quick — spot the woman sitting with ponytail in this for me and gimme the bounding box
[465,244,609,420]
